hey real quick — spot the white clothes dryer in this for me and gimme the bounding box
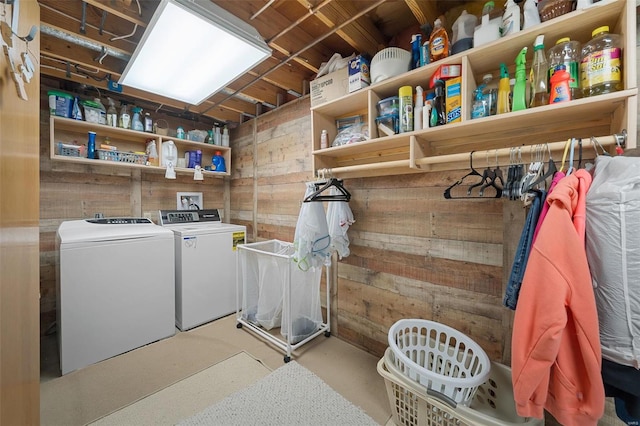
[56,217,175,375]
[159,209,246,331]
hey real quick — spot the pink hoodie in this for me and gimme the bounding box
[511,169,603,426]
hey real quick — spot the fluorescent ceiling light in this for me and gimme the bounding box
[119,0,271,105]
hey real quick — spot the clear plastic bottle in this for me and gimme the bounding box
[106,98,118,127]
[529,35,549,108]
[471,86,488,119]
[131,107,144,131]
[580,26,623,97]
[429,18,450,63]
[93,98,107,125]
[221,126,230,147]
[548,38,581,101]
[118,103,130,129]
[481,73,498,116]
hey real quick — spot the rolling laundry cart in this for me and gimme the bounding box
[236,240,330,363]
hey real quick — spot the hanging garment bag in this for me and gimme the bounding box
[586,155,640,368]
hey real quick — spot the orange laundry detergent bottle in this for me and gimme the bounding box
[549,64,572,104]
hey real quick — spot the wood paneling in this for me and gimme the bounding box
[232,95,510,367]
[1,1,41,423]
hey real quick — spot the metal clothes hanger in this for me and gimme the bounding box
[478,150,503,197]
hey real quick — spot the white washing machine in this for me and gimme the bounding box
[56,218,175,375]
[159,209,246,331]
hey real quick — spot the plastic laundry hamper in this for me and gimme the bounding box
[379,348,544,426]
[388,319,491,406]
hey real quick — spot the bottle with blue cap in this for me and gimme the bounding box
[212,151,226,173]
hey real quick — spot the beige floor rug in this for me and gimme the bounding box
[89,351,271,426]
[179,360,378,426]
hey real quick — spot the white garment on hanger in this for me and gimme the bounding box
[326,187,355,259]
[294,183,331,270]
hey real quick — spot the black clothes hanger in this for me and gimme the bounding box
[444,151,501,199]
[303,177,351,202]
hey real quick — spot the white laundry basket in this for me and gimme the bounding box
[379,348,544,426]
[388,319,491,406]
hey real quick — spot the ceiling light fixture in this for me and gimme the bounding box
[119,0,272,105]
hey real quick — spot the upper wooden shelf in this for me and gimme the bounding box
[311,0,636,179]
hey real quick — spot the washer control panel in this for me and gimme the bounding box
[158,209,221,225]
[86,218,153,225]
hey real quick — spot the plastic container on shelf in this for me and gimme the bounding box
[106,98,118,127]
[48,91,74,118]
[398,86,413,133]
[375,113,399,136]
[212,151,226,172]
[429,18,449,62]
[501,0,521,37]
[451,10,476,55]
[131,107,144,131]
[411,34,422,70]
[529,35,549,108]
[538,0,575,22]
[387,319,491,405]
[376,96,399,116]
[474,1,503,48]
[370,47,411,83]
[481,73,498,116]
[580,25,623,97]
[549,37,582,100]
[549,64,572,103]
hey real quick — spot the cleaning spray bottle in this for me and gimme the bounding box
[497,63,511,114]
[414,86,424,131]
[106,98,118,127]
[501,0,521,37]
[529,35,549,107]
[512,47,528,111]
[131,107,144,131]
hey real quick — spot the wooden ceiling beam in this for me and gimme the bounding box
[404,0,441,25]
[82,0,151,28]
[304,1,386,57]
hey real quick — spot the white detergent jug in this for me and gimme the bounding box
[161,140,176,167]
[474,1,502,48]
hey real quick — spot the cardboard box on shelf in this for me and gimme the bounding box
[445,77,462,124]
[429,64,462,89]
[310,67,349,107]
[348,54,371,93]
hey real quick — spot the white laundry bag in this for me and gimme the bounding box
[586,155,640,368]
[326,187,355,259]
[294,183,331,270]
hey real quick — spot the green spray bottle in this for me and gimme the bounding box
[512,47,528,111]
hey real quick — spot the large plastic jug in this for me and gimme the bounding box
[161,140,176,167]
[474,1,502,48]
[212,151,226,173]
[451,10,477,55]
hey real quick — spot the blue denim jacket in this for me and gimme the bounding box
[504,190,546,310]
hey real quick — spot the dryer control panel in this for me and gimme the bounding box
[158,209,221,225]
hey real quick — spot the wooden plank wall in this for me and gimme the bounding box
[39,79,227,333]
[231,96,513,363]
[1,1,41,423]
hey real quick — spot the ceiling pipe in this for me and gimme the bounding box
[199,0,387,115]
[40,24,131,62]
